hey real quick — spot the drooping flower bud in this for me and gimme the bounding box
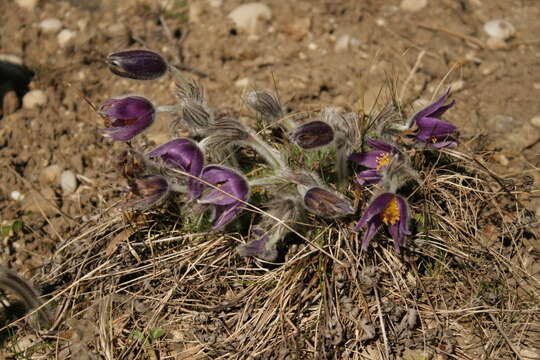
[124,175,169,209]
[98,95,155,141]
[289,121,334,149]
[147,138,204,199]
[198,165,250,230]
[107,50,168,80]
[176,79,205,105]
[245,90,283,120]
[302,187,354,218]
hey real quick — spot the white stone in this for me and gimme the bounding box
[22,90,47,109]
[0,54,23,65]
[449,79,464,91]
[228,3,272,35]
[335,34,351,52]
[41,164,62,184]
[530,114,540,129]
[400,0,427,12]
[308,42,318,50]
[234,77,250,88]
[15,0,38,10]
[39,18,62,34]
[60,170,77,195]
[10,191,25,201]
[57,29,76,47]
[483,19,515,40]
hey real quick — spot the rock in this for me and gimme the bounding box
[3,90,20,116]
[39,18,62,34]
[400,0,427,12]
[60,170,77,195]
[22,90,47,109]
[41,164,62,184]
[228,3,272,35]
[234,77,250,88]
[530,114,540,129]
[10,191,25,201]
[486,114,514,133]
[483,20,515,40]
[449,79,464,92]
[335,34,351,52]
[15,0,38,10]
[57,29,76,47]
[0,54,23,65]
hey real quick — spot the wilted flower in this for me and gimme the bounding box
[124,175,169,209]
[406,88,457,148]
[353,192,410,252]
[348,138,399,186]
[98,95,155,141]
[246,90,283,120]
[303,187,354,218]
[147,138,204,199]
[237,196,301,262]
[289,121,334,149]
[107,50,168,80]
[198,165,250,230]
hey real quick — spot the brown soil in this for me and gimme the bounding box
[1,0,539,359]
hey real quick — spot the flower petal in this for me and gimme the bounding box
[289,121,334,149]
[348,150,387,168]
[199,165,249,206]
[236,227,279,261]
[354,193,395,231]
[148,138,204,176]
[416,117,457,141]
[361,216,383,251]
[412,88,451,121]
[366,137,397,153]
[303,187,354,218]
[355,169,382,186]
[212,203,243,230]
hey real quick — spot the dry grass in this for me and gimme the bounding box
[1,107,539,359]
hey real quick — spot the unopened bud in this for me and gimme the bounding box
[289,121,334,149]
[107,50,168,80]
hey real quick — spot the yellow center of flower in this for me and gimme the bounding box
[376,153,391,171]
[431,136,438,143]
[380,197,400,225]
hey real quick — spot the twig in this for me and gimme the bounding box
[416,23,485,49]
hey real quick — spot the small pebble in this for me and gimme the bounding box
[308,42,318,50]
[530,114,540,129]
[0,54,23,65]
[39,18,62,34]
[57,29,76,47]
[400,0,427,12]
[22,90,47,109]
[335,34,351,52]
[60,170,77,195]
[234,77,250,88]
[41,164,62,184]
[15,0,38,10]
[450,79,464,92]
[483,19,515,40]
[10,191,25,201]
[228,2,272,35]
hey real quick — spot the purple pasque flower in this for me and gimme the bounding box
[348,138,398,186]
[107,50,168,80]
[353,192,410,252]
[98,95,155,141]
[124,175,169,209]
[237,228,278,262]
[289,121,334,149]
[198,165,250,230]
[303,187,354,218]
[408,88,457,148]
[147,138,204,199]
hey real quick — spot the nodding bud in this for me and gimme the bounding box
[289,121,334,149]
[237,228,278,262]
[203,116,250,148]
[124,175,169,209]
[303,187,354,218]
[176,78,205,105]
[181,101,213,132]
[107,50,168,80]
[245,90,283,120]
[98,95,155,141]
[147,138,205,199]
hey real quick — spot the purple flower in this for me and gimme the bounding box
[107,50,168,80]
[147,138,204,199]
[237,228,278,262]
[303,187,354,218]
[289,121,334,149]
[198,165,250,230]
[124,175,169,209]
[408,88,457,148]
[348,138,398,186]
[98,95,155,141]
[353,192,411,252]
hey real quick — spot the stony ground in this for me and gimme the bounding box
[1,0,539,359]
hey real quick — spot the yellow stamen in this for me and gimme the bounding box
[376,153,391,171]
[431,136,438,143]
[380,197,400,225]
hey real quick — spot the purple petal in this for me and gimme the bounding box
[416,117,457,140]
[348,150,387,169]
[354,193,395,230]
[148,138,204,175]
[289,121,334,149]
[99,96,155,141]
[412,88,451,121]
[199,165,249,206]
[355,169,382,186]
[212,203,243,230]
[107,50,168,80]
[303,187,354,218]
[366,137,397,153]
[429,100,455,119]
[237,228,278,261]
[361,216,383,251]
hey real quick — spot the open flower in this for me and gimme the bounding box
[353,192,410,252]
[98,95,155,141]
[289,121,334,149]
[303,187,354,218]
[198,165,250,230]
[407,88,457,148]
[147,138,204,199]
[107,50,168,80]
[348,138,398,186]
[124,175,169,209]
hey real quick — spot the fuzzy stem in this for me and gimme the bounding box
[168,65,189,85]
[248,176,285,187]
[156,105,180,113]
[242,132,287,171]
[335,146,349,187]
